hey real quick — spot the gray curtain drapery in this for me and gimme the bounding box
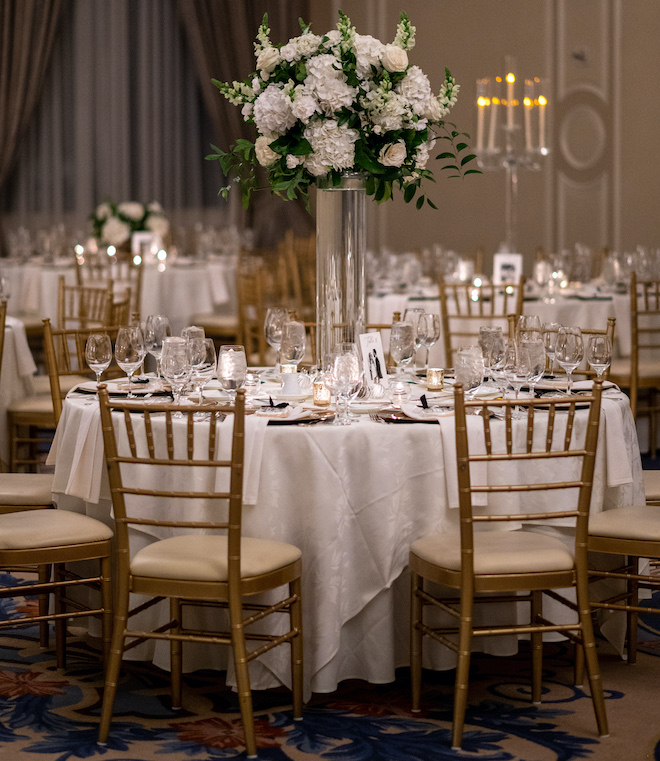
[0,0,63,255]
[177,0,314,246]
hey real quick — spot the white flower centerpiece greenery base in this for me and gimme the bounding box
[91,200,170,250]
[207,11,478,361]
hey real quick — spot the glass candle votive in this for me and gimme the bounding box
[389,380,410,409]
[427,368,444,391]
[313,379,331,407]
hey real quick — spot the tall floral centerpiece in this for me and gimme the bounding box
[208,11,477,363]
[91,200,170,251]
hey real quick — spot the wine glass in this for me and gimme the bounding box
[403,307,425,370]
[189,337,217,403]
[114,326,146,398]
[520,337,546,397]
[586,334,612,379]
[161,337,192,411]
[517,314,542,341]
[144,314,171,379]
[455,346,485,400]
[555,327,584,395]
[504,341,532,416]
[417,313,441,374]
[264,307,288,371]
[217,345,247,402]
[478,325,504,387]
[389,321,415,377]
[85,333,112,397]
[279,321,306,368]
[542,322,560,378]
[325,345,361,425]
[0,275,11,301]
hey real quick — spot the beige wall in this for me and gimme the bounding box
[308,0,659,274]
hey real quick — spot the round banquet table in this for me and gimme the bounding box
[46,374,644,701]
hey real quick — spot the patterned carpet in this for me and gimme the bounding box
[1,569,660,760]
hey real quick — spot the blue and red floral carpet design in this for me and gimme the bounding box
[1,569,660,760]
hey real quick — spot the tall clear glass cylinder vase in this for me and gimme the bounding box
[315,172,367,365]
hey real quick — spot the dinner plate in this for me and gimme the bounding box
[348,400,388,413]
[269,392,312,402]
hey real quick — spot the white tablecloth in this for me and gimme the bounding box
[47,380,643,699]
[0,317,37,469]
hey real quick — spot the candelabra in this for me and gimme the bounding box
[475,56,550,254]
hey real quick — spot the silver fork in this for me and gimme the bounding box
[369,412,386,424]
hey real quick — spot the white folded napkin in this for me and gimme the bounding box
[401,402,453,420]
[254,404,306,420]
[5,316,37,377]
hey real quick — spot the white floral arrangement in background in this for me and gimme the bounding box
[91,200,170,247]
[207,11,478,210]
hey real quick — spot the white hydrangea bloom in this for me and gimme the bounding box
[362,88,406,133]
[102,217,131,246]
[414,139,436,170]
[117,202,145,221]
[290,87,320,123]
[242,102,254,119]
[397,66,433,117]
[147,201,163,213]
[322,29,342,51]
[353,34,383,78]
[145,214,170,238]
[280,33,322,62]
[305,53,342,80]
[303,119,359,176]
[253,84,296,135]
[312,77,357,115]
[256,46,280,77]
[95,202,112,220]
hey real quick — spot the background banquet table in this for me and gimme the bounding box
[47,379,643,699]
[0,316,37,470]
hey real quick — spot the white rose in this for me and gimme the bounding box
[145,214,170,238]
[379,141,407,167]
[255,135,279,167]
[256,46,280,76]
[381,44,408,73]
[95,202,112,220]
[286,154,303,169]
[147,201,163,213]
[101,217,131,246]
[117,202,145,221]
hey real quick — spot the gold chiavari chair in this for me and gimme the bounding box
[96,388,303,758]
[410,380,608,749]
[57,275,113,330]
[438,276,523,367]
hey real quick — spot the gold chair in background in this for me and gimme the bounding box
[96,388,303,758]
[57,275,113,330]
[410,381,608,749]
[550,317,616,380]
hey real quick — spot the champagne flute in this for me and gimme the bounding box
[217,345,247,402]
[114,326,145,398]
[417,313,441,374]
[161,337,192,412]
[542,322,560,378]
[586,334,612,378]
[144,314,171,379]
[264,307,288,372]
[85,333,112,398]
[555,326,584,395]
[279,321,306,368]
[389,321,415,377]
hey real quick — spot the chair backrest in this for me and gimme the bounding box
[237,264,278,365]
[42,318,120,422]
[98,386,246,584]
[57,275,113,329]
[77,252,144,317]
[439,276,523,366]
[453,380,603,580]
[109,286,133,326]
[550,317,616,380]
[629,271,660,415]
[0,299,6,381]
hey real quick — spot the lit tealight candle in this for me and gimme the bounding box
[313,380,331,407]
[427,368,444,391]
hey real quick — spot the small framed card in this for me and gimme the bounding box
[359,332,389,389]
[131,232,160,257]
[492,252,523,285]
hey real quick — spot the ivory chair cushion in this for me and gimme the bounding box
[190,313,239,332]
[131,534,302,581]
[0,473,53,505]
[8,395,54,414]
[609,356,660,380]
[411,530,575,575]
[32,374,89,396]
[643,470,660,501]
[0,509,113,549]
[589,505,660,541]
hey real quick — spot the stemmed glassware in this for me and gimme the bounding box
[520,337,546,398]
[555,326,584,395]
[161,337,192,412]
[264,307,288,371]
[455,346,485,399]
[417,313,441,374]
[189,337,217,403]
[217,345,247,402]
[0,275,11,301]
[85,333,113,398]
[144,314,171,379]
[403,307,425,370]
[517,314,542,341]
[279,321,306,368]
[479,326,504,387]
[114,326,146,398]
[504,341,532,417]
[542,322,560,378]
[324,344,361,425]
[586,334,612,379]
[389,321,415,377]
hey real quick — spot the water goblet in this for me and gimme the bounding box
[114,325,146,398]
[504,341,532,417]
[455,346,485,400]
[85,333,112,398]
[217,345,247,403]
[0,275,11,300]
[389,321,415,377]
[542,322,560,377]
[264,307,288,371]
[403,307,425,370]
[189,337,217,403]
[555,326,584,395]
[520,337,546,397]
[144,314,171,379]
[417,313,441,374]
[586,334,612,378]
[161,337,192,412]
[478,325,504,387]
[280,321,306,368]
[517,314,542,341]
[325,345,361,425]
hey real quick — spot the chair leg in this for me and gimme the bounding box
[530,590,543,704]
[98,575,131,745]
[627,556,639,665]
[38,564,51,648]
[230,613,257,758]
[100,556,113,666]
[574,641,585,687]
[170,598,183,710]
[451,593,474,750]
[290,577,303,720]
[410,571,423,713]
[54,563,67,669]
